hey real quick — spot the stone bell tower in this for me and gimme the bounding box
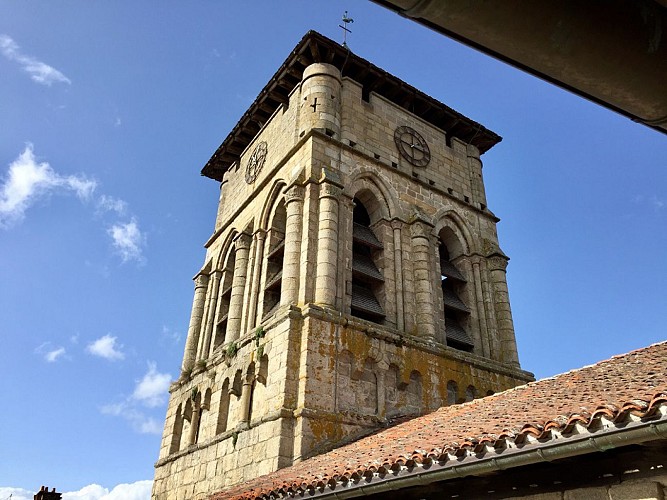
[152,31,533,500]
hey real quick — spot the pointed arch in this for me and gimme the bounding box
[433,210,475,256]
[259,179,288,230]
[346,169,396,222]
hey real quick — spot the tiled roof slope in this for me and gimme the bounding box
[211,342,667,499]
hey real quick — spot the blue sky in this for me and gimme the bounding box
[1,2,665,498]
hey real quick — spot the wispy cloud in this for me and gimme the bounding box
[0,34,71,86]
[0,144,96,228]
[35,342,67,363]
[101,362,171,434]
[3,144,147,263]
[160,325,181,346]
[96,194,127,216]
[633,194,665,213]
[108,218,145,263]
[132,362,171,407]
[45,346,66,362]
[100,402,163,434]
[87,334,125,361]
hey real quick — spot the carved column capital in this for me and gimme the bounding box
[487,253,509,272]
[390,218,404,231]
[410,219,433,239]
[253,228,267,242]
[194,273,210,289]
[319,181,342,199]
[284,184,305,204]
[234,232,252,250]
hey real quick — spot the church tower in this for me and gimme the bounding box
[152,31,533,500]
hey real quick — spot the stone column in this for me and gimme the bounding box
[181,273,209,374]
[467,145,488,209]
[240,235,257,335]
[202,270,221,359]
[470,255,491,357]
[239,378,253,424]
[391,219,405,332]
[281,184,305,306]
[226,233,251,342]
[479,257,499,356]
[410,219,436,340]
[315,177,342,308]
[488,253,520,367]
[246,230,266,331]
[188,400,200,445]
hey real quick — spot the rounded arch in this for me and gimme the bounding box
[433,210,475,257]
[346,169,396,222]
[215,229,239,270]
[259,179,287,230]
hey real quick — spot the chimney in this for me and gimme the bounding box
[34,486,62,500]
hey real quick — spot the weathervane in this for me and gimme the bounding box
[339,11,354,48]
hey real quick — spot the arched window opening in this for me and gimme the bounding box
[358,359,378,416]
[246,363,256,423]
[169,404,184,454]
[439,239,473,352]
[465,385,477,402]
[351,199,385,323]
[216,378,230,434]
[215,249,236,347]
[406,370,423,414]
[446,380,458,405]
[180,399,193,451]
[263,200,286,318]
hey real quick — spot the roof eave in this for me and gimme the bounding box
[286,411,667,499]
[201,31,502,182]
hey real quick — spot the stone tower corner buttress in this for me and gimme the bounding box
[152,31,533,500]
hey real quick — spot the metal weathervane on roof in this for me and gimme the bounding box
[339,11,354,48]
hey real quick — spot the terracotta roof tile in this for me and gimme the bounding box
[210,341,667,500]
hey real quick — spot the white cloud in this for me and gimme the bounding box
[45,346,66,362]
[87,334,125,361]
[0,144,96,228]
[0,34,71,85]
[0,482,153,500]
[96,194,127,215]
[108,218,145,263]
[100,401,164,435]
[132,362,172,407]
[35,342,67,362]
[0,486,34,500]
[100,362,171,434]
